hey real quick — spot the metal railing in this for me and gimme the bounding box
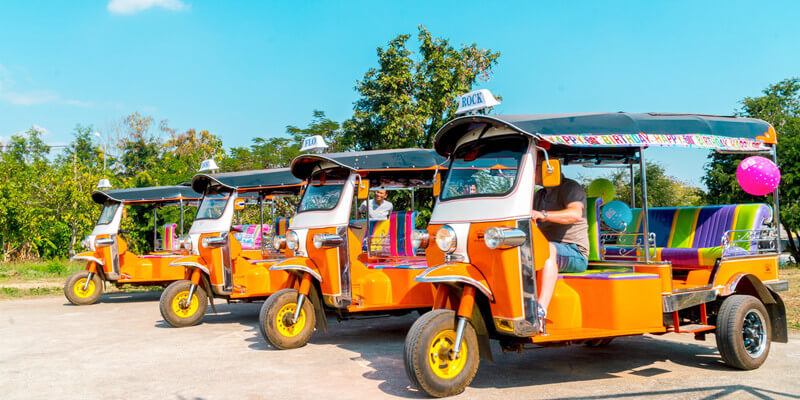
[721,227,779,257]
[600,231,656,262]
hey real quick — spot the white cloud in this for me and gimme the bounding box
[0,64,92,107]
[107,0,189,15]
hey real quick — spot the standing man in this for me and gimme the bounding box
[530,152,589,319]
[359,189,393,220]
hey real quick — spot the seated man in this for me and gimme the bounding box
[530,153,589,319]
[359,189,393,221]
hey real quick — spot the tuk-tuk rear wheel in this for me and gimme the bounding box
[64,270,103,305]
[404,309,479,398]
[716,294,771,370]
[159,280,208,327]
[259,288,316,350]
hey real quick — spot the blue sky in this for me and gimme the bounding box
[1,0,798,186]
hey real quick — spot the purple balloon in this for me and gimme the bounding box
[737,156,781,196]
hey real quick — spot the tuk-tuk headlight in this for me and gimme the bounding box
[435,225,457,254]
[273,235,286,250]
[286,230,300,251]
[80,237,90,249]
[484,227,526,249]
[180,237,192,251]
[313,233,344,249]
[411,230,429,249]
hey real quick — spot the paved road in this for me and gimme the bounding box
[1,292,798,400]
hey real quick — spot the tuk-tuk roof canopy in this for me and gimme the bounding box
[291,149,447,180]
[191,168,303,194]
[91,185,202,205]
[434,113,776,156]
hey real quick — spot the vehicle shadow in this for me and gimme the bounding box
[545,385,800,399]
[317,318,759,399]
[152,301,262,329]
[61,290,163,306]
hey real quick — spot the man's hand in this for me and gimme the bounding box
[531,210,547,221]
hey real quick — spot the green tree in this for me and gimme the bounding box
[603,162,706,207]
[341,25,500,150]
[703,78,800,259]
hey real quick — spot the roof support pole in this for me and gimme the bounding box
[153,207,158,251]
[639,147,650,262]
[259,193,265,255]
[180,199,184,236]
[629,162,636,208]
[772,146,782,253]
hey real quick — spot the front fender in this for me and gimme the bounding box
[269,257,323,283]
[416,262,493,302]
[71,251,104,266]
[721,273,787,343]
[169,255,210,276]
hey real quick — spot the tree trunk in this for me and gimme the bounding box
[781,222,800,261]
[69,221,78,258]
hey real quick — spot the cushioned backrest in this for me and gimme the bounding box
[162,223,177,250]
[731,204,773,250]
[389,211,417,257]
[668,207,699,248]
[647,208,679,248]
[586,197,603,261]
[692,205,738,248]
[273,217,293,236]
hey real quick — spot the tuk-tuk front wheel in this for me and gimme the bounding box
[404,309,480,398]
[259,288,316,350]
[716,294,771,370]
[159,280,208,327]
[64,270,103,305]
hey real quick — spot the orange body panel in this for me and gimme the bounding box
[712,256,779,288]
[305,227,341,297]
[558,276,663,331]
[633,264,673,293]
[87,234,186,284]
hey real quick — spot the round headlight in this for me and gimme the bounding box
[286,230,300,251]
[435,225,457,254]
[273,235,286,250]
[484,227,502,249]
[181,237,193,251]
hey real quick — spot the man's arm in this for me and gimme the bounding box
[532,202,583,224]
[359,200,367,214]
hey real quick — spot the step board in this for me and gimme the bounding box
[675,324,715,333]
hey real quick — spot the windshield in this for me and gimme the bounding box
[298,181,345,212]
[196,192,232,220]
[441,135,528,201]
[97,203,119,225]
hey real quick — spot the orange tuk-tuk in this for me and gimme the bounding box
[66,185,202,305]
[159,168,303,327]
[402,112,789,397]
[258,149,446,349]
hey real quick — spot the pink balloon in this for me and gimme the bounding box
[737,156,781,196]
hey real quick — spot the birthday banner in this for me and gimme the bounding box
[542,133,769,151]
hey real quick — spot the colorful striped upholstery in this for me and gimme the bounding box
[362,211,418,257]
[273,217,293,236]
[603,204,772,267]
[233,224,271,250]
[586,197,604,261]
[162,223,178,250]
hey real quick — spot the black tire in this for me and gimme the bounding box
[715,294,771,370]
[64,270,103,305]
[159,280,208,327]
[585,338,613,347]
[259,288,316,349]
[404,309,480,398]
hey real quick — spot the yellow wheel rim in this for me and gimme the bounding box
[275,302,306,337]
[73,279,96,299]
[428,329,467,379]
[171,290,200,318]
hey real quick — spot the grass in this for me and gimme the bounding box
[0,286,62,299]
[781,266,800,330]
[0,259,83,283]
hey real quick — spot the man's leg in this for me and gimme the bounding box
[537,242,558,314]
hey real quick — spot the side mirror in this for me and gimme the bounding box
[541,159,561,187]
[233,198,246,210]
[432,171,442,197]
[357,179,370,200]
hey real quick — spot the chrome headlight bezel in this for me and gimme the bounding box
[435,225,457,254]
[286,230,300,251]
[313,233,344,249]
[411,230,430,249]
[95,238,114,248]
[201,236,226,248]
[484,227,526,249]
[273,235,286,251]
[180,236,193,251]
